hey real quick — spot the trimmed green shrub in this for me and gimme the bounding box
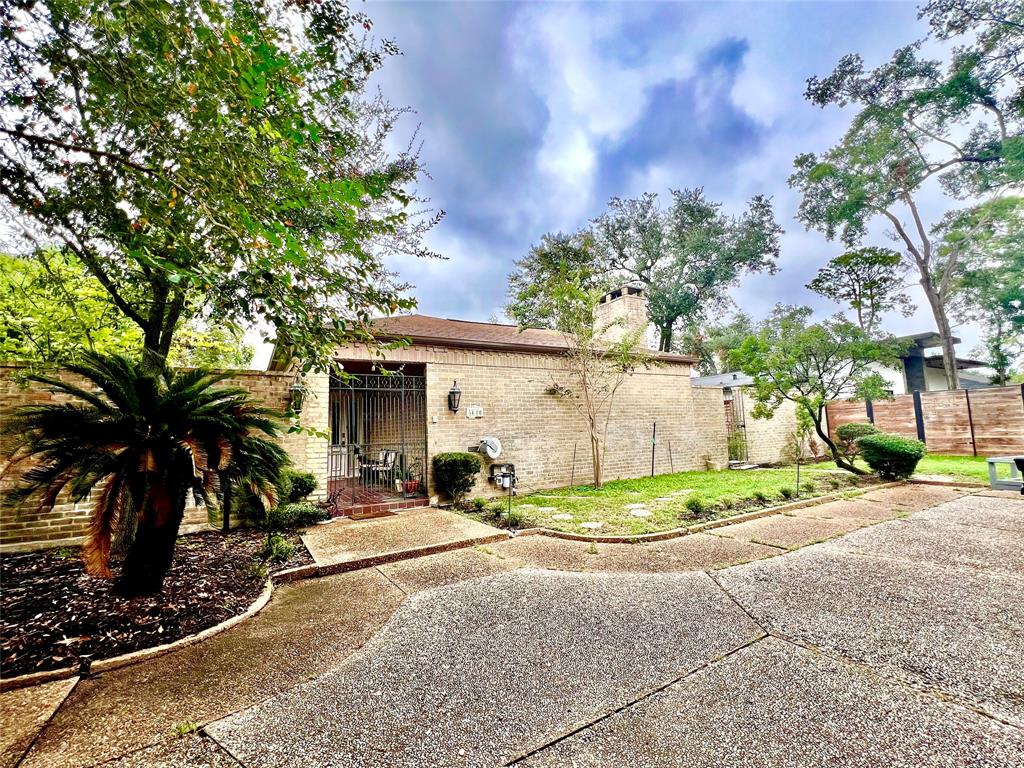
[284,470,317,502]
[432,452,482,504]
[836,422,879,461]
[260,534,294,563]
[857,433,926,479]
[265,501,329,531]
[684,495,712,518]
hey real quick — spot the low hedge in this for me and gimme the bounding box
[432,451,482,504]
[857,433,926,479]
[264,501,330,531]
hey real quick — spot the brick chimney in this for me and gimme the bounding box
[594,285,652,347]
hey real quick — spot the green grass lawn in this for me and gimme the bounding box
[464,453,990,536]
[468,464,871,536]
[816,454,991,483]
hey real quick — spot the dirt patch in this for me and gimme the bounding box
[1,530,312,679]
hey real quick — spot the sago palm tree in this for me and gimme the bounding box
[3,353,287,595]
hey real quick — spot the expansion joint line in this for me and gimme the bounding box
[503,634,769,766]
[374,565,411,596]
[704,569,768,636]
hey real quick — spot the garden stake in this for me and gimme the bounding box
[668,440,674,473]
[651,422,657,477]
[570,442,577,488]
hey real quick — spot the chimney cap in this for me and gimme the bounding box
[600,284,645,303]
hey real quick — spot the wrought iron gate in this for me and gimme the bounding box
[327,372,427,510]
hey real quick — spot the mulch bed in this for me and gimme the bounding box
[1,529,313,679]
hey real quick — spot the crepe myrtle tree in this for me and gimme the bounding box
[790,0,1023,389]
[730,306,905,474]
[1,0,436,376]
[549,280,652,489]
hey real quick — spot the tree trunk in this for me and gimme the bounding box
[919,274,959,390]
[808,406,865,475]
[117,483,186,596]
[590,431,602,488]
[658,325,672,352]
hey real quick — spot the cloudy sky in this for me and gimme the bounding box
[358,0,984,354]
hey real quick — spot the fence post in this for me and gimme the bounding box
[964,389,977,456]
[865,398,874,424]
[912,390,926,443]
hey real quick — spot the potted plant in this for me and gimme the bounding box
[403,460,423,494]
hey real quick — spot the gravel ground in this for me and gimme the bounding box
[20,568,403,768]
[717,533,1024,724]
[912,493,1024,532]
[517,637,1024,768]
[826,515,1024,576]
[206,569,763,767]
[708,513,865,549]
[100,735,240,768]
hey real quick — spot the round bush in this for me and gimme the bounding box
[432,452,482,504]
[836,422,879,460]
[284,470,318,502]
[857,433,926,479]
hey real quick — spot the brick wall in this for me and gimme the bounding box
[0,365,329,550]
[327,344,728,499]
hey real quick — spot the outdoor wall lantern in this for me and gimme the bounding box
[289,379,308,415]
[447,380,462,413]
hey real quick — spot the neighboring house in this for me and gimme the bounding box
[875,332,991,395]
[269,287,731,514]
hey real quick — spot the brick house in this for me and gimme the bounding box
[0,287,734,547]
[271,286,731,515]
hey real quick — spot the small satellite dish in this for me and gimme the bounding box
[479,436,502,460]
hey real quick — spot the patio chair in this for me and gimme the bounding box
[361,449,398,487]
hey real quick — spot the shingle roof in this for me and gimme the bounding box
[369,314,696,364]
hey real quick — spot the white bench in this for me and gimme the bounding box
[986,456,1024,492]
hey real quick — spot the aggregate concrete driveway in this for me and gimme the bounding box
[12,489,1024,767]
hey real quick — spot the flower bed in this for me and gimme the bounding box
[1,530,311,679]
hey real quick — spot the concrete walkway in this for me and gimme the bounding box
[7,485,1022,767]
[300,507,507,573]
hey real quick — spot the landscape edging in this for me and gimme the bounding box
[0,578,274,694]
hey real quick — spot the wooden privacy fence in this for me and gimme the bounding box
[826,384,1024,457]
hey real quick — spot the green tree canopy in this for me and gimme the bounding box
[939,197,1024,385]
[0,251,252,368]
[505,231,609,329]
[677,313,756,376]
[593,189,782,351]
[729,306,905,473]
[1,0,432,374]
[805,247,915,335]
[789,0,1022,389]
